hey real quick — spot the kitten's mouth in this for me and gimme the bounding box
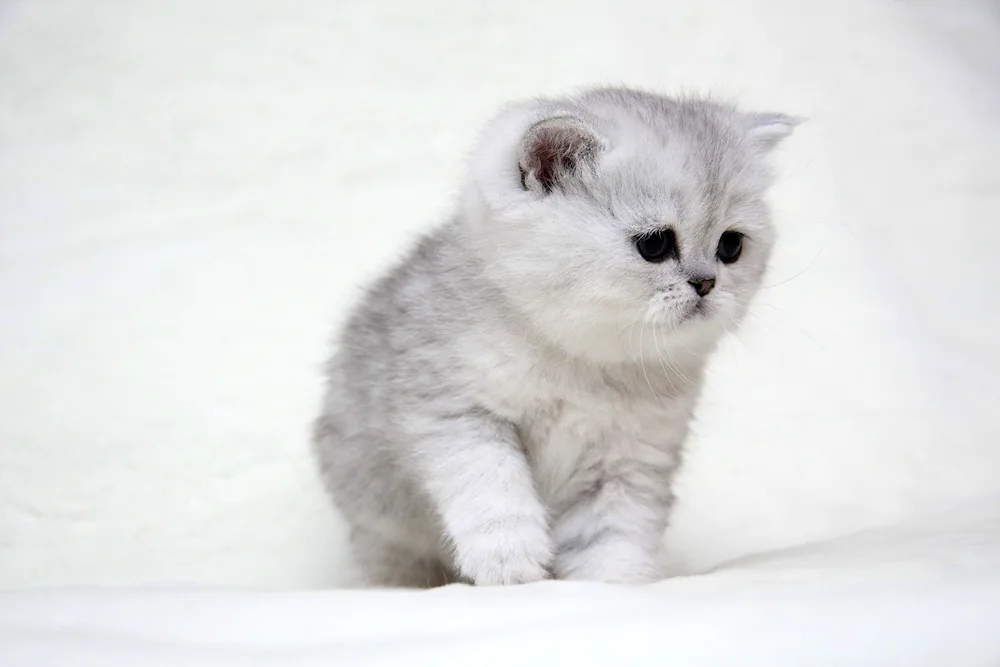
[688,299,710,318]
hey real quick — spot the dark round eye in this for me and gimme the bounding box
[635,229,676,263]
[717,231,743,264]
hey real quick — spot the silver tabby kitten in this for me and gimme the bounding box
[313,87,796,587]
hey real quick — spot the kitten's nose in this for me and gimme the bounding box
[688,277,716,297]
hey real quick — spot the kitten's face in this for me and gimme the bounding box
[464,92,794,364]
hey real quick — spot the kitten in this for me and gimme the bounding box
[313,87,796,587]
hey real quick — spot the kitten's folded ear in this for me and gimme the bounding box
[746,113,802,152]
[518,116,604,195]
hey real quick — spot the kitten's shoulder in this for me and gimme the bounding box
[335,220,475,355]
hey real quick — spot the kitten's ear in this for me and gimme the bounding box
[746,113,801,152]
[518,116,604,195]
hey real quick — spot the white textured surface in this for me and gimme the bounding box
[1,0,999,606]
[2,502,1000,665]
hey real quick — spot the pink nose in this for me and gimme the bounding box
[688,277,716,297]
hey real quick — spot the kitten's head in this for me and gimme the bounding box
[461,87,797,365]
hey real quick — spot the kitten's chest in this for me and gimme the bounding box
[516,392,691,514]
[466,335,698,511]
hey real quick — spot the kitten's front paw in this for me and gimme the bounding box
[555,540,666,584]
[454,519,553,586]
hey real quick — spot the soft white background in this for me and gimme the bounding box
[1,0,999,591]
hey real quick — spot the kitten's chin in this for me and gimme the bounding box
[543,317,723,367]
[512,297,728,367]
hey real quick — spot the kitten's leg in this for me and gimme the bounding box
[552,460,675,584]
[350,527,453,588]
[411,413,552,586]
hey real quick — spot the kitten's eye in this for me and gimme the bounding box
[635,229,676,263]
[717,231,743,264]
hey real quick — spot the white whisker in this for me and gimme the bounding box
[659,314,695,386]
[651,324,680,394]
[638,321,661,402]
[762,245,827,290]
[624,307,644,362]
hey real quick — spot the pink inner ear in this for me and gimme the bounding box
[521,117,601,193]
[530,134,579,193]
